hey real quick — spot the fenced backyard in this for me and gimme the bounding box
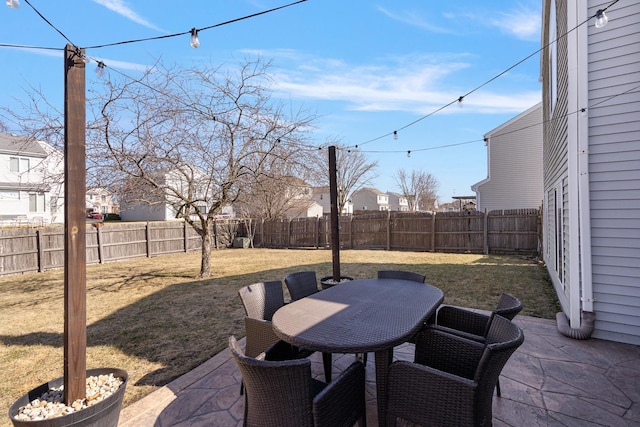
[0,209,541,277]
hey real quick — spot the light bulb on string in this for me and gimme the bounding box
[457,96,464,108]
[393,130,398,140]
[595,10,608,28]
[190,28,200,48]
[6,0,19,8]
[407,150,411,158]
[580,108,587,117]
[96,61,106,77]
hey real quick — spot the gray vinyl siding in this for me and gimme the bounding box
[476,104,543,212]
[587,1,640,344]
[542,0,570,307]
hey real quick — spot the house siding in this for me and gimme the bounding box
[474,103,543,211]
[542,0,571,311]
[586,1,640,343]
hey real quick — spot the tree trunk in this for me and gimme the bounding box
[198,224,212,278]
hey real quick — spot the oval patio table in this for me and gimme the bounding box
[272,278,444,427]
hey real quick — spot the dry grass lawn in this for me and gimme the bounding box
[0,248,559,425]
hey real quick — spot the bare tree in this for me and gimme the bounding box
[395,169,439,212]
[88,58,316,278]
[309,145,378,214]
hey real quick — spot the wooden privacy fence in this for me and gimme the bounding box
[253,209,541,255]
[0,209,540,277]
[0,220,237,277]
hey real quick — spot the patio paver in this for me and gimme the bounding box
[118,315,640,426]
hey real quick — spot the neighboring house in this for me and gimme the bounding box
[387,192,409,211]
[542,0,640,345]
[351,188,389,211]
[472,103,543,212]
[284,199,324,219]
[311,186,354,215]
[86,187,118,215]
[0,133,64,225]
[118,170,233,221]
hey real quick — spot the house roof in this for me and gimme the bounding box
[0,133,48,158]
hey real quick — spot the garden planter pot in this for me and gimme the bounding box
[320,276,353,290]
[8,368,128,427]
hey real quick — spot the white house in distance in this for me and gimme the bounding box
[351,187,389,211]
[311,186,354,215]
[86,187,118,216]
[472,103,543,212]
[0,133,64,225]
[387,192,410,211]
[542,0,640,345]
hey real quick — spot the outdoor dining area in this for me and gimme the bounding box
[115,269,640,426]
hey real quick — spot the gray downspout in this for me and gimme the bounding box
[556,310,595,340]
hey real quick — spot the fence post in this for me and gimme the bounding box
[386,210,391,250]
[431,213,436,252]
[96,226,104,264]
[350,215,354,249]
[315,216,320,249]
[483,209,489,255]
[145,221,151,257]
[287,218,292,248]
[183,221,188,252]
[36,229,43,272]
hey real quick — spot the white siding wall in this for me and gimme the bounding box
[586,0,640,344]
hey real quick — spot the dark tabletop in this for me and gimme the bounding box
[272,278,444,353]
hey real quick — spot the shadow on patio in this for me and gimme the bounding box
[118,315,640,427]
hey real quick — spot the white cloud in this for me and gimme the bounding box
[91,0,164,33]
[490,4,541,42]
[376,6,453,34]
[264,50,538,115]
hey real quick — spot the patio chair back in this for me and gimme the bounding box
[229,336,367,427]
[238,280,284,321]
[387,315,523,426]
[229,336,316,427]
[494,292,523,321]
[238,281,284,359]
[284,271,319,301]
[377,270,426,283]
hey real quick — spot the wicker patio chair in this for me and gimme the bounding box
[432,292,523,396]
[284,270,320,301]
[377,270,426,283]
[284,271,334,381]
[386,315,524,427]
[229,336,367,427]
[238,280,286,359]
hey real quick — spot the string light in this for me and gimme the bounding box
[393,130,398,140]
[6,0,19,8]
[190,28,200,48]
[457,96,464,108]
[96,61,106,77]
[595,9,608,28]
[407,150,411,158]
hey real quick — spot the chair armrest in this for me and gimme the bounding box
[386,360,477,427]
[435,305,490,338]
[414,325,485,380]
[244,317,280,358]
[313,361,365,427]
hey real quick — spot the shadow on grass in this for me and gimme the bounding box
[0,257,559,389]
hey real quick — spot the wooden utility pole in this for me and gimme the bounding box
[63,44,87,404]
[328,146,340,281]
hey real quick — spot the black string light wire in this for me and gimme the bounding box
[4,0,624,158]
[349,0,622,149]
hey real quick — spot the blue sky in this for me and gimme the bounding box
[1,0,542,203]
